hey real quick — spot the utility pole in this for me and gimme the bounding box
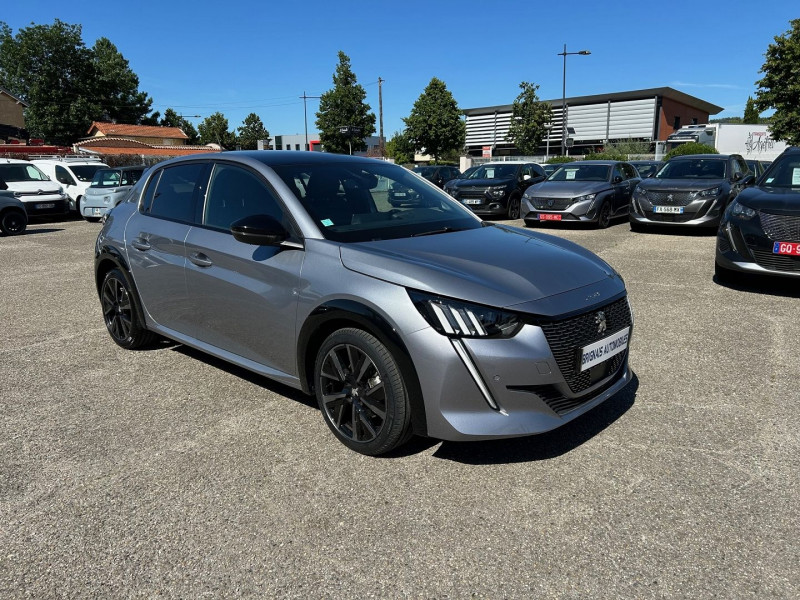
[300,91,321,151]
[378,77,385,156]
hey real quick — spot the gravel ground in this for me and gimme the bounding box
[1,216,797,599]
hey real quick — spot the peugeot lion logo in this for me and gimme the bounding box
[595,311,607,334]
[666,194,674,203]
[547,198,554,207]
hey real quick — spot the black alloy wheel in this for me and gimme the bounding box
[100,269,157,349]
[597,201,612,229]
[314,328,411,455]
[0,209,27,235]
[507,194,521,220]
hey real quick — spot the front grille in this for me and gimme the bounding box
[642,190,695,206]
[510,372,626,415]
[644,210,698,223]
[758,212,800,242]
[528,197,573,210]
[539,297,632,394]
[751,249,800,272]
[15,190,61,197]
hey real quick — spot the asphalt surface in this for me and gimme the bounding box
[1,216,798,599]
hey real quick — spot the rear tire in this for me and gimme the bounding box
[0,209,27,235]
[314,328,412,455]
[100,268,158,349]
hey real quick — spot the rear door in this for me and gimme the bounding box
[125,161,209,334]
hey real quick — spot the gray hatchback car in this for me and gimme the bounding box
[95,152,634,455]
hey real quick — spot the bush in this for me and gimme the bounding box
[546,156,574,164]
[664,142,718,161]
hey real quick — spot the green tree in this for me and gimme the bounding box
[198,112,235,149]
[754,19,800,144]
[159,108,199,145]
[385,130,415,164]
[404,77,465,162]
[664,142,718,160]
[315,51,376,154]
[91,37,153,124]
[505,81,552,155]
[237,113,270,150]
[0,19,97,144]
[743,96,760,124]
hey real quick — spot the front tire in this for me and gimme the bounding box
[507,194,521,220]
[100,268,158,349]
[596,201,612,229]
[0,209,27,235]
[314,328,412,455]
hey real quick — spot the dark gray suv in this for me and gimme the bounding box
[95,152,633,455]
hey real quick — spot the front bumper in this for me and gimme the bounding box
[21,196,70,217]
[716,217,800,278]
[521,196,597,224]
[448,191,510,216]
[407,295,634,441]
[630,192,726,228]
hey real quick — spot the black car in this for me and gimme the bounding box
[412,165,461,188]
[629,160,665,179]
[445,161,546,219]
[0,190,28,235]
[520,161,641,228]
[716,147,800,281]
[630,154,754,230]
[744,159,770,179]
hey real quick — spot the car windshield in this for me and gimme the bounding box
[413,167,437,177]
[760,154,800,191]
[656,159,727,179]
[92,169,123,187]
[471,164,518,179]
[272,161,481,243]
[70,165,104,182]
[0,163,50,182]
[549,164,610,182]
[634,163,659,178]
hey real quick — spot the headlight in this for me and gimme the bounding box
[730,200,757,220]
[692,186,722,198]
[487,186,507,198]
[574,193,596,204]
[409,290,521,338]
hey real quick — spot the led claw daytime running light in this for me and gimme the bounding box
[410,291,521,338]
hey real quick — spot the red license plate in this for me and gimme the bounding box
[539,213,562,221]
[773,242,800,256]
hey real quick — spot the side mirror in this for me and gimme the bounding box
[231,214,289,246]
[613,175,623,183]
[741,174,755,186]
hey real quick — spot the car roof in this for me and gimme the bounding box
[560,160,624,165]
[670,154,731,160]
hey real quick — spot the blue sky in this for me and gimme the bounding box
[3,1,796,139]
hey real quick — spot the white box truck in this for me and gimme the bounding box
[665,124,789,161]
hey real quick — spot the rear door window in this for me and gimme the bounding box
[143,162,209,223]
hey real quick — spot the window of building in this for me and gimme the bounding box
[673,116,681,130]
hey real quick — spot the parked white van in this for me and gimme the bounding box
[32,156,108,214]
[0,158,69,218]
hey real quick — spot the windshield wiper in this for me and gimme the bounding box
[411,226,467,237]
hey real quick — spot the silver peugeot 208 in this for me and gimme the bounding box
[95,152,634,455]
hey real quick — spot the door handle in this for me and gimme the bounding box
[189,252,213,268]
[131,238,151,251]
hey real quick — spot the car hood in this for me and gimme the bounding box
[524,180,610,198]
[736,186,800,215]
[639,178,727,191]
[7,181,62,194]
[339,225,624,315]
[452,177,515,189]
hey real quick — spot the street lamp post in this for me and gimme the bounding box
[558,44,590,156]
[544,123,552,161]
[300,91,321,151]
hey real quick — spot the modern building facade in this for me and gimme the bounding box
[261,133,385,156]
[464,87,724,157]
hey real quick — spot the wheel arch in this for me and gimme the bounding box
[298,299,428,437]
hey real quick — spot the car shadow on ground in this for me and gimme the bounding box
[629,224,717,237]
[522,218,629,231]
[172,344,317,409]
[714,273,800,299]
[430,374,639,465]
[16,228,65,236]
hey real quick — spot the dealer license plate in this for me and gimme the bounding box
[538,213,562,221]
[653,205,684,214]
[463,198,482,205]
[393,192,406,197]
[36,203,55,209]
[93,208,102,216]
[773,241,800,256]
[579,327,631,372]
